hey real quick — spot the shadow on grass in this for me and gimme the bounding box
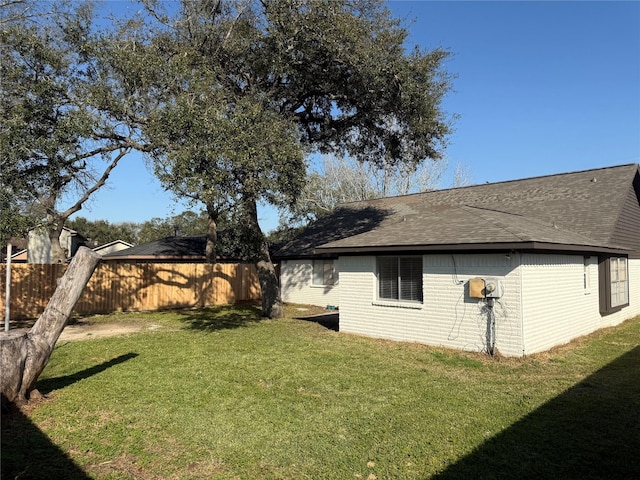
[1,401,92,480]
[36,353,138,395]
[433,346,640,480]
[177,303,264,332]
[295,312,340,332]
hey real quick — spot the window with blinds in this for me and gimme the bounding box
[377,256,423,302]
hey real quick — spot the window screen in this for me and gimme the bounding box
[599,255,629,314]
[378,256,422,302]
[313,259,336,286]
[610,257,629,308]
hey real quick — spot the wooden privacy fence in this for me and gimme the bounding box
[1,262,261,320]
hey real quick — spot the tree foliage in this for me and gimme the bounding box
[67,210,209,247]
[0,187,34,245]
[286,155,457,225]
[84,0,454,316]
[66,217,138,247]
[0,1,148,262]
[136,210,212,244]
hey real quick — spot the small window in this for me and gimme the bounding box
[313,259,336,286]
[583,256,592,293]
[377,256,423,302]
[599,255,629,314]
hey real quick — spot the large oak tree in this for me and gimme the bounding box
[108,0,454,317]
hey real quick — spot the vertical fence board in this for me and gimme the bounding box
[1,262,261,320]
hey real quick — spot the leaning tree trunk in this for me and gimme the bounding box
[1,247,101,406]
[242,199,283,319]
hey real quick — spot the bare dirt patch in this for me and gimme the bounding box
[59,322,147,342]
[9,316,162,342]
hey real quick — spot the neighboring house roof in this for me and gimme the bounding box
[0,238,27,262]
[10,249,27,262]
[102,235,208,262]
[275,164,640,258]
[92,240,134,255]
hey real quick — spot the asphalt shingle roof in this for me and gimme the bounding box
[103,235,207,260]
[275,164,639,257]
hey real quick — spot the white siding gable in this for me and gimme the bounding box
[27,228,79,264]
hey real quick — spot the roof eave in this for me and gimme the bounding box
[314,242,633,256]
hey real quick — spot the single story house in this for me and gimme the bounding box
[102,233,253,264]
[275,164,640,356]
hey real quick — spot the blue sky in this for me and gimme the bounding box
[74,0,640,232]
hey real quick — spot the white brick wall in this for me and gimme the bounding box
[521,255,640,355]
[424,254,523,356]
[280,259,340,307]
[520,254,596,354]
[339,254,525,356]
[285,254,640,357]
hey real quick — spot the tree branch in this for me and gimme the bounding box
[59,148,130,219]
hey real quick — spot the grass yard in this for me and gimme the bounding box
[2,304,639,479]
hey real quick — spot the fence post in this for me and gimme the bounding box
[5,243,11,332]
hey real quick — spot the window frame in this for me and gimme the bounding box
[598,255,629,314]
[312,259,337,286]
[376,255,423,304]
[583,256,593,294]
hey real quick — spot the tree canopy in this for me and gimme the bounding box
[0,2,149,261]
[1,0,454,316]
[100,0,454,316]
[69,210,209,246]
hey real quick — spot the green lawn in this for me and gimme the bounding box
[2,305,639,479]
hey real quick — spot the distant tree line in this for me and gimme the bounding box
[66,210,256,260]
[67,211,206,247]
